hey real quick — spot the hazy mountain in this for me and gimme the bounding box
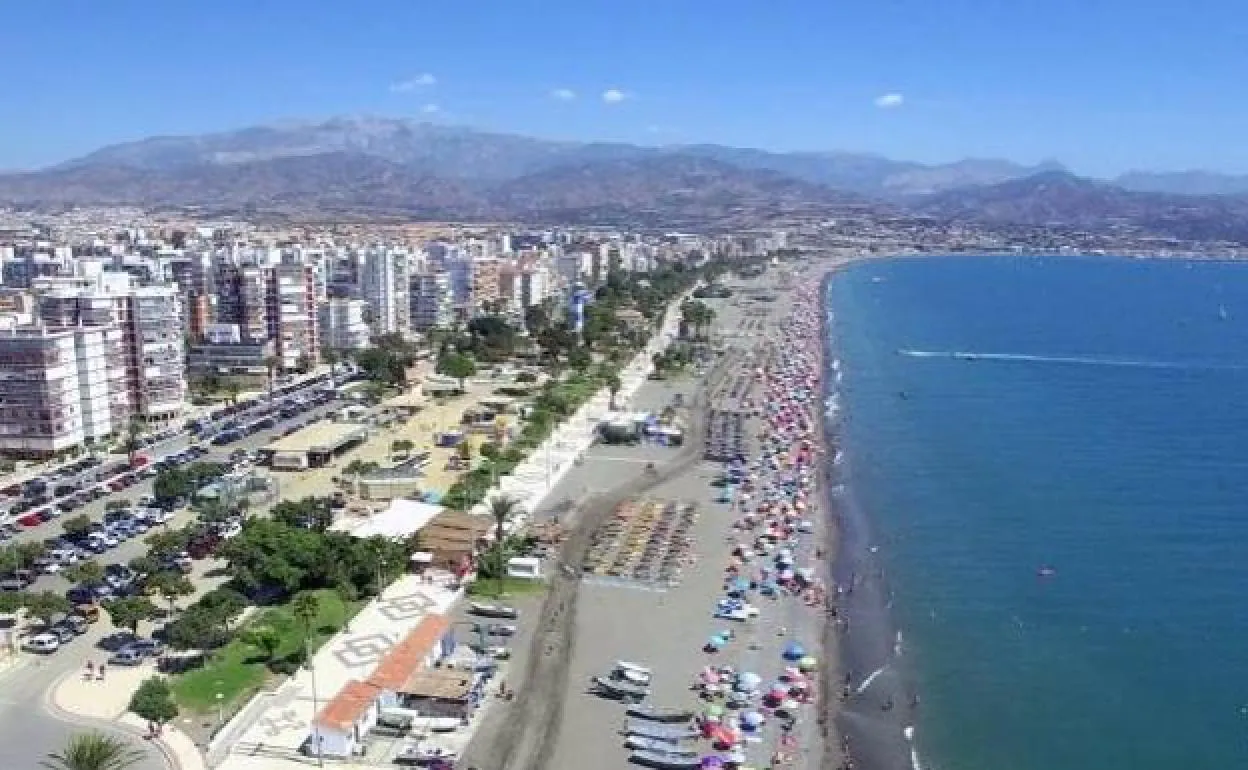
[921,170,1248,243]
[1114,170,1248,196]
[42,117,1058,196]
[0,151,862,226]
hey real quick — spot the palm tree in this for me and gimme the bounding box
[263,355,281,401]
[41,731,143,770]
[605,371,622,411]
[291,591,324,767]
[121,418,144,464]
[486,496,518,597]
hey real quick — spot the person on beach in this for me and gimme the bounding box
[84,661,94,680]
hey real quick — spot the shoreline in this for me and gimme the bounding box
[820,262,921,770]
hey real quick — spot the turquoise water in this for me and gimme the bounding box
[829,256,1248,770]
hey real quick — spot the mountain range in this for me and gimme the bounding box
[2,116,1248,240]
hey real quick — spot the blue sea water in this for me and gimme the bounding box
[828,256,1248,770]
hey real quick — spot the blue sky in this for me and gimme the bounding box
[3,0,1246,176]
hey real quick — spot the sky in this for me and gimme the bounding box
[3,0,1247,176]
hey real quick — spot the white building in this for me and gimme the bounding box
[319,298,371,351]
[360,249,410,335]
[0,326,121,456]
[409,271,454,331]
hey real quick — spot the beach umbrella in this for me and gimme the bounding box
[740,710,765,729]
[776,699,800,716]
[798,655,818,672]
[706,636,725,651]
[782,666,802,681]
[782,641,805,660]
[735,671,762,691]
[704,703,725,718]
[701,757,724,770]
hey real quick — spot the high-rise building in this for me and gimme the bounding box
[318,298,371,351]
[212,263,318,369]
[37,284,186,422]
[360,249,410,335]
[0,325,120,456]
[409,271,454,331]
[471,259,501,314]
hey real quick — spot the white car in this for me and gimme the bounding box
[23,633,60,654]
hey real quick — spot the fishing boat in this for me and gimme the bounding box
[624,736,699,756]
[590,676,649,701]
[468,602,519,619]
[626,705,695,724]
[629,751,703,770]
[624,719,699,741]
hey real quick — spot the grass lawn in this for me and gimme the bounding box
[172,589,362,713]
[465,576,547,599]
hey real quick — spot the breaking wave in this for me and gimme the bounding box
[896,349,1248,371]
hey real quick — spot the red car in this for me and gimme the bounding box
[17,513,42,528]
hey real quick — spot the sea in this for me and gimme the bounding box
[825,255,1248,770]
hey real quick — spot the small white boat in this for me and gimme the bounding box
[469,602,520,619]
[393,742,458,766]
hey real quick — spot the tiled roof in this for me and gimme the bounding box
[367,614,451,691]
[314,680,380,731]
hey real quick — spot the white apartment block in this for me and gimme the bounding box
[36,282,186,423]
[360,249,410,335]
[0,326,121,456]
[319,298,371,351]
[409,271,454,331]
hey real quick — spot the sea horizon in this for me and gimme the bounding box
[825,254,1248,770]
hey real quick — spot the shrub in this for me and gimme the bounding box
[130,676,179,723]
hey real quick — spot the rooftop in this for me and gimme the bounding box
[399,666,474,701]
[264,420,368,454]
[314,680,380,731]
[368,614,451,692]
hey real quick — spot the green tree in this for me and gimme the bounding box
[222,382,241,406]
[263,355,281,400]
[128,677,178,725]
[66,561,106,592]
[144,528,191,558]
[457,440,473,463]
[291,591,320,665]
[40,731,143,770]
[148,571,194,616]
[152,469,193,503]
[105,596,158,635]
[438,352,477,392]
[0,591,28,614]
[295,353,314,374]
[568,346,592,372]
[0,546,21,575]
[61,515,94,539]
[25,591,71,627]
[605,371,623,410]
[15,541,47,570]
[122,418,144,464]
[485,496,519,597]
[241,625,282,662]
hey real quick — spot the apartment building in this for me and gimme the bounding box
[319,298,371,351]
[359,248,410,335]
[409,271,454,331]
[212,263,318,369]
[471,259,501,314]
[0,326,119,457]
[37,284,185,422]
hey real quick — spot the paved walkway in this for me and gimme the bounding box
[219,575,459,768]
[51,661,206,770]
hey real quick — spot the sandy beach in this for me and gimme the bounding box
[463,259,856,770]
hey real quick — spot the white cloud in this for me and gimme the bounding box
[390,73,437,92]
[550,88,576,101]
[421,103,440,115]
[601,88,628,104]
[874,92,904,109]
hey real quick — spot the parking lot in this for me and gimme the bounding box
[0,372,356,660]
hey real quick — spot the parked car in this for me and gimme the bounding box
[22,633,60,654]
[108,648,144,666]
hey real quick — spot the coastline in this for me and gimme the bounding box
[820,262,920,770]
